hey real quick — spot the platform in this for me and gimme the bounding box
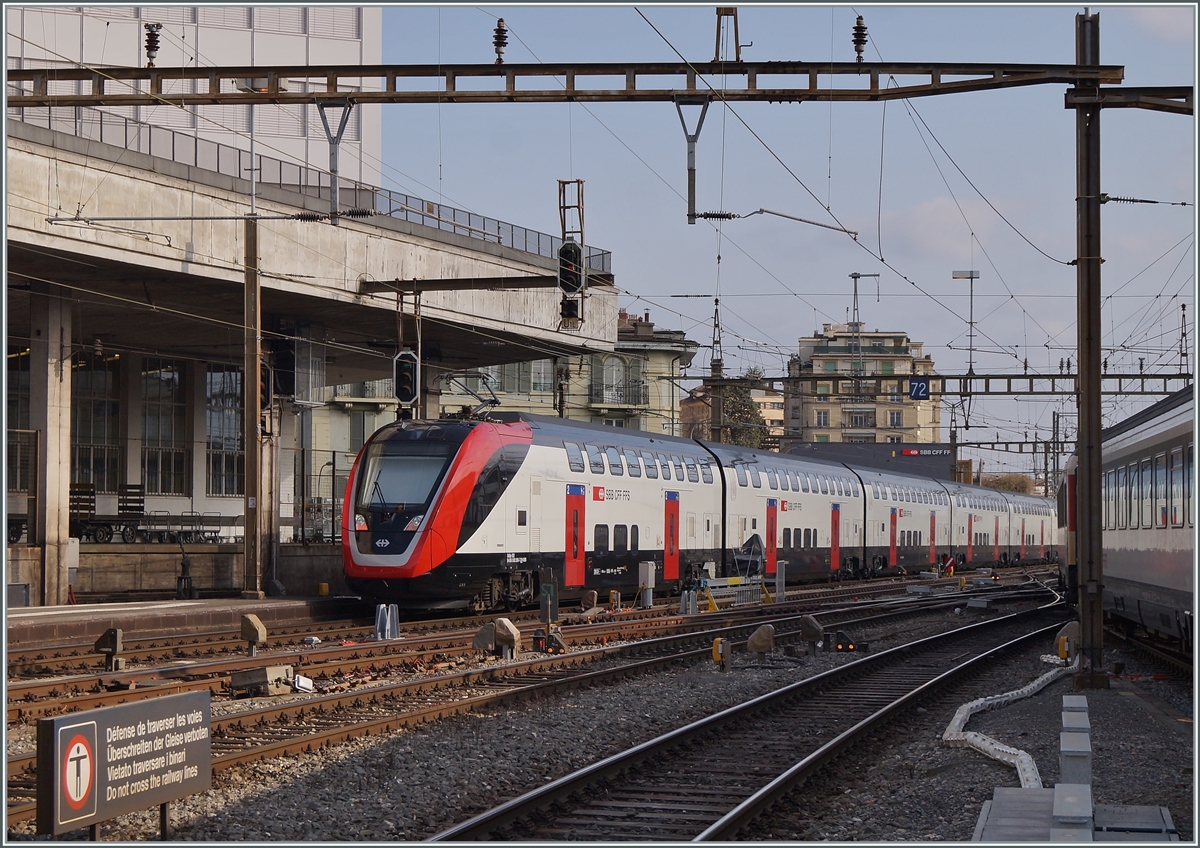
[5,595,372,648]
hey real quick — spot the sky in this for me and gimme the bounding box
[376,3,1197,476]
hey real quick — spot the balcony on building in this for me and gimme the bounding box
[588,381,650,407]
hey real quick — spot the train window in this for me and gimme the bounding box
[778,469,790,491]
[835,478,846,496]
[585,443,606,474]
[872,482,880,499]
[787,470,799,491]
[564,442,586,473]
[1188,444,1194,528]
[1103,470,1113,529]
[640,451,659,479]
[594,524,609,554]
[798,472,810,493]
[671,455,686,479]
[766,468,778,490]
[749,467,762,488]
[517,509,527,527]
[684,456,700,483]
[605,447,624,476]
[614,524,628,554]
[735,465,748,487]
[818,475,829,495]
[631,524,639,553]
[783,528,792,548]
[1154,453,1167,528]
[699,459,714,484]
[1127,463,1139,528]
[803,528,811,547]
[1140,458,1153,527]
[657,453,673,481]
[623,448,642,478]
[851,480,861,497]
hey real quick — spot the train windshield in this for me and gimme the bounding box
[357,441,455,510]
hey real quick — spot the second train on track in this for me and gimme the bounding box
[343,413,1058,612]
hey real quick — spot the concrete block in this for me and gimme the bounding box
[907,585,931,595]
[1062,694,1089,712]
[746,624,775,655]
[493,617,521,650]
[1053,783,1093,825]
[230,665,294,697]
[1049,825,1093,841]
[967,597,990,610]
[1060,732,1092,785]
[1062,711,1090,733]
[472,621,496,651]
[240,614,267,644]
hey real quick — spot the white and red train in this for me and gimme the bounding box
[343,414,1059,612]
[1059,387,1193,652]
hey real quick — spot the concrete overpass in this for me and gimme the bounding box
[5,114,618,605]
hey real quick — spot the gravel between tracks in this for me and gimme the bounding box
[7,608,1192,842]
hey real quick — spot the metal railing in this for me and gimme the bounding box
[8,105,611,273]
[588,382,649,406]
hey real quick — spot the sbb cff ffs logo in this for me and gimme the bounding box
[393,350,419,406]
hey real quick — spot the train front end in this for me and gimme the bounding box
[342,419,529,610]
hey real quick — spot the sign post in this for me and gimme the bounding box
[37,691,211,837]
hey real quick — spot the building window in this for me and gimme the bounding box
[815,434,830,443]
[70,354,122,493]
[823,360,837,373]
[881,361,894,375]
[815,409,830,427]
[889,410,903,428]
[6,348,32,494]
[887,435,902,444]
[349,410,367,452]
[849,412,874,429]
[531,359,554,393]
[206,365,243,497]
[142,358,189,495]
[816,382,831,395]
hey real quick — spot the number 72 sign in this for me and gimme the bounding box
[908,377,930,401]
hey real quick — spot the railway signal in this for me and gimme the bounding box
[393,350,419,406]
[557,238,584,294]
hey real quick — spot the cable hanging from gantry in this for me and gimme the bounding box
[695,208,858,238]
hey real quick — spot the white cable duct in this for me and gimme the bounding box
[942,654,1082,789]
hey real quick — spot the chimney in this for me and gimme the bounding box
[644,310,650,323]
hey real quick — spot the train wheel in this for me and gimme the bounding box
[7,523,22,544]
[92,524,114,544]
[121,525,138,544]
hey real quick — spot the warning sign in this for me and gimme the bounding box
[38,691,211,835]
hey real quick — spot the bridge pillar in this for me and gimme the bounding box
[29,282,72,605]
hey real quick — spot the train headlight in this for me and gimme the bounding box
[404,514,424,531]
[355,514,368,530]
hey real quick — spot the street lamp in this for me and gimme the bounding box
[952,270,980,374]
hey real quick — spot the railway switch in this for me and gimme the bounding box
[241,614,267,657]
[94,628,124,672]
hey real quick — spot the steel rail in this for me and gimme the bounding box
[429,605,1064,841]
[8,590,1048,827]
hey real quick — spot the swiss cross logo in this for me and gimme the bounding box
[593,486,605,501]
[781,501,788,511]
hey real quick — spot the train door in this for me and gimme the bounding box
[664,491,680,580]
[967,513,974,563]
[994,516,1000,563]
[564,484,586,587]
[765,499,777,575]
[889,508,898,567]
[703,512,714,552]
[928,511,937,565]
[529,475,542,552]
[1020,517,1027,561]
[830,503,840,576]
[1039,520,1045,559]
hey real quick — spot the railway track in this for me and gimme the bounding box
[430,606,1067,841]
[5,587,1054,828]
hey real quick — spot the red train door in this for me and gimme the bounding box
[565,484,586,587]
[928,511,937,565]
[994,516,1000,563]
[766,499,778,575]
[1039,521,1045,559]
[889,508,898,567]
[664,491,680,580]
[967,513,974,563]
[1020,518,1027,561]
[830,503,840,575]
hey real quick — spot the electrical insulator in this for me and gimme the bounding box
[343,208,374,218]
[698,211,737,220]
[852,16,868,64]
[144,22,162,69]
[493,19,508,65]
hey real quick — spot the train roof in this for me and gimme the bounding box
[1101,385,1193,443]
